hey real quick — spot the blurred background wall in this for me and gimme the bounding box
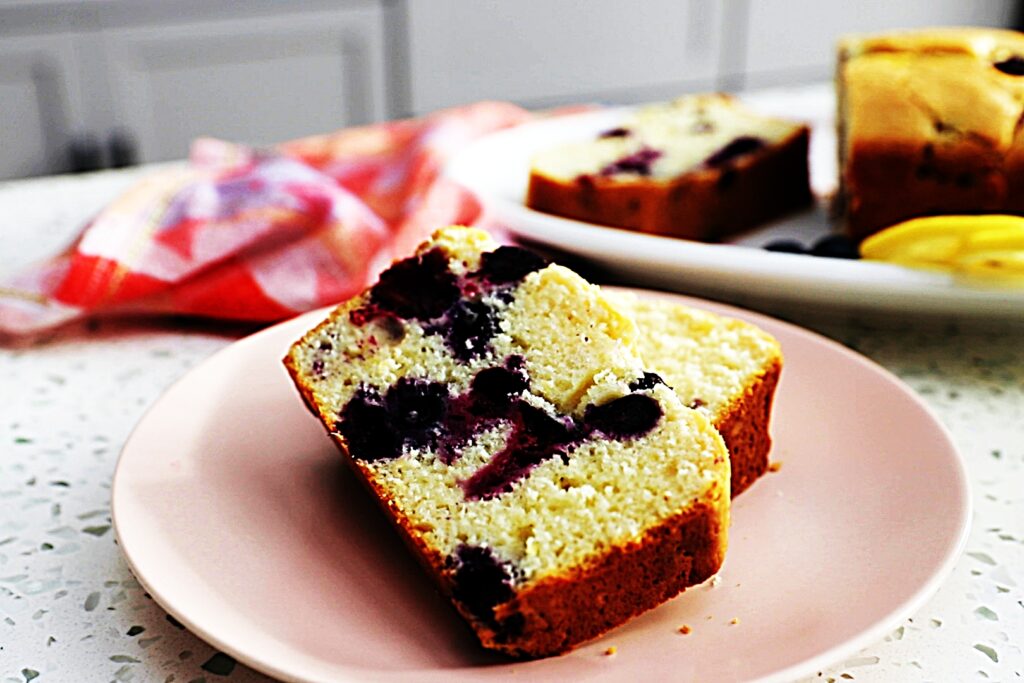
[0,0,1018,180]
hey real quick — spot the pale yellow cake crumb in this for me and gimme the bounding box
[768,461,783,472]
[604,646,617,656]
[730,617,740,625]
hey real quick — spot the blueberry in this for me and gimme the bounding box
[445,299,500,360]
[704,136,765,167]
[584,394,662,439]
[385,379,448,449]
[600,147,663,176]
[763,239,807,254]
[336,387,401,461]
[368,248,459,321]
[629,372,665,392]
[810,234,860,259]
[477,246,548,285]
[470,363,529,415]
[518,404,578,447]
[995,56,1024,76]
[449,545,515,623]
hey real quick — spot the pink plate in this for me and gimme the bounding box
[112,289,970,683]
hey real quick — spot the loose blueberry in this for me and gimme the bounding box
[584,394,662,439]
[477,246,548,285]
[704,136,765,167]
[995,56,1024,75]
[600,147,663,176]
[810,234,860,259]
[368,248,460,321]
[449,545,515,623]
[763,239,807,254]
[629,372,666,392]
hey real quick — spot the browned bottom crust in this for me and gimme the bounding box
[840,141,1024,240]
[526,128,812,242]
[713,358,782,497]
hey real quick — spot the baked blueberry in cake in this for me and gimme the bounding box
[526,93,812,241]
[284,226,729,657]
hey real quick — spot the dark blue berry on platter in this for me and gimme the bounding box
[369,248,460,321]
[450,545,515,623]
[629,372,666,392]
[763,239,807,254]
[810,234,860,259]
[584,394,662,439]
[995,56,1024,75]
[477,246,548,285]
[704,136,766,167]
[445,299,500,360]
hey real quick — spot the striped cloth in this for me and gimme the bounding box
[0,102,531,337]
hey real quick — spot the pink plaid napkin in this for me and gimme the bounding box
[0,102,532,337]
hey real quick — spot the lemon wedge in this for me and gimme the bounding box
[860,215,1024,281]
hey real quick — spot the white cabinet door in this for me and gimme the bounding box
[738,0,1017,88]
[0,33,89,179]
[406,0,723,113]
[101,6,386,163]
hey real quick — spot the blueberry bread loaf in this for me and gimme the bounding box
[838,27,1024,240]
[527,93,812,241]
[284,227,729,658]
[611,294,782,496]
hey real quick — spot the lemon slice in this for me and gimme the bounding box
[860,215,1024,280]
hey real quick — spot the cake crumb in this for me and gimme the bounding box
[768,461,783,472]
[604,646,617,656]
[730,617,740,625]
[678,625,692,635]
[705,574,721,589]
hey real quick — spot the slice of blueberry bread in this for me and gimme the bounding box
[610,293,782,496]
[837,27,1024,240]
[527,93,812,241]
[284,226,729,658]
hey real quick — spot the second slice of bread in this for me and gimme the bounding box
[612,294,782,496]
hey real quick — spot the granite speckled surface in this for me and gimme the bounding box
[1,168,1022,682]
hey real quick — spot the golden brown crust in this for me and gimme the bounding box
[526,128,812,242]
[712,358,782,497]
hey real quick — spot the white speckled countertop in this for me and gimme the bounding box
[1,167,1022,683]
